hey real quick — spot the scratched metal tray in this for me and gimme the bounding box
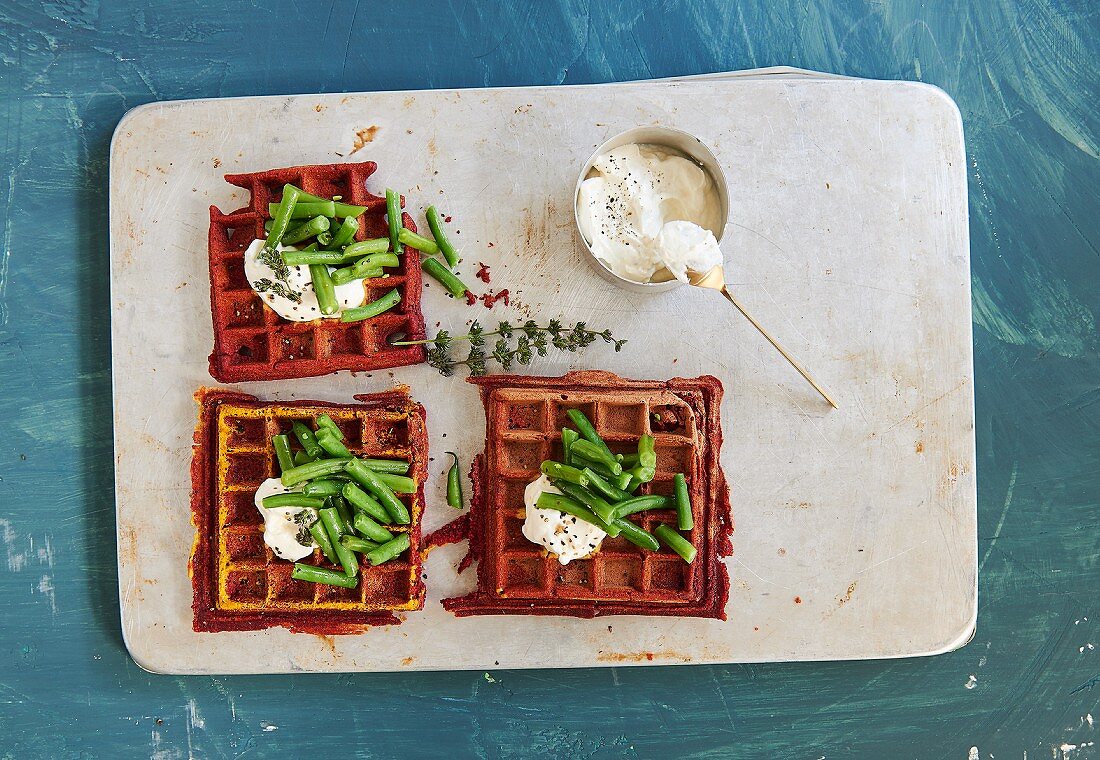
[109,69,976,674]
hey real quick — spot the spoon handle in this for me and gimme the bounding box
[720,286,838,409]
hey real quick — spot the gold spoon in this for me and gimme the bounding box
[686,264,838,408]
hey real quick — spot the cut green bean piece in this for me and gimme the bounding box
[673,473,693,531]
[376,472,416,493]
[366,534,411,566]
[332,495,354,534]
[353,512,395,543]
[582,467,630,502]
[309,264,339,316]
[571,439,622,475]
[260,493,326,509]
[340,288,401,323]
[385,188,403,254]
[292,562,357,588]
[303,479,344,497]
[629,465,656,484]
[540,461,589,487]
[332,202,366,218]
[535,492,616,534]
[291,421,324,459]
[293,450,314,466]
[426,205,459,269]
[279,457,351,487]
[327,215,359,249]
[345,460,411,524]
[446,452,463,509]
[284,187,367,218]
[316,414,343,439]
[342,238,391,258]
[308,520,338,565]
[318,507,359,578]
[316,231,333,247]
[638,434,657,469]
[570,451,618,480]
[331,267,383,287]
[562,428,579,467]
[283,249,367,266]
[340,535,380,554]
[268,201,336,219]
[354,458,410,475]
[342,482,391,523]
[331,252,400,286]
[613,495,671,519]
[654,524,697,564]
[397,227,439,255]
[613,471,633,490]
[282,215,330,245]
[421,258,469,298]
[316,428,352,458]
[612,517,660,552]
[272,434,294,474]
[565,409,615,462]
[553,481,617,528]
[263,184,300,255]
[619,453,640,468]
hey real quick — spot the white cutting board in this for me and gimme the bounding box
[110,70,976,674]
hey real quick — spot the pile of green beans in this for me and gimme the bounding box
[537,410,698,564]
[259,416,415,588]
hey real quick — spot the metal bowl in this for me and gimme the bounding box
[573,125,730,293]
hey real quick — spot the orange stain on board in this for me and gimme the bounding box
[794,596,802,604]
[349,126,380,154]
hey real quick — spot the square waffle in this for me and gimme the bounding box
[207,162,427,382]
[442,370,732,619]
[190,387,427,633]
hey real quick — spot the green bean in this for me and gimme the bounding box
[331,202,367,218]
[446,452,463,509]
[353,512,395,543]
[561,428,579,467]
[421,258,469,298]
[613,471,634,491]
[316,231,333,247]
[571,451,618,480]
[330,267,383,287]
[565,409,615,462]
[581,467,630,503]
[316,414,343,440]
[308,520,338,565]
[376,472,416,494]
[612,517,660,552]
[619,453,640,468]
[285,187,367,218]
[354,458,410,475]
[340,535,381,554]
[366,533,411,566]
[291,563,357,588]
[318,507,359,578]
[426,205,459,268]
[629,465,656,485]
[290,421,323,459]
[282,249,369,266]
[303,479,344,497]
[331,252,400,286]
[570,440,622,475]
[385,188,403,254]
[279,457,351,487]
[260,494,326,509]
[552,481,617,527]
[342,238,391,258]
[535,492,616,534]
[282,215,330,245]
[341,482,391,523]
[340,288,401,323]
[613,495,671,519]
[540,461,589,487]
[674,473,693,531]
[272,434,294,474]
[638,434,657,469]
[654,524,697,564]
[309,264,339,316]
[293,450,314,467]
[345,460,410,524]
[316,428,351,458]
[327,216,359,249]
[268,201,336,219]
[397,227,439,255]
[332,495,354,534]
[263,184,300,255]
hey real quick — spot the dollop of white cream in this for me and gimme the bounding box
[253,478,318,561]
[521,474,606,565]
[243,239,367,322]
[576,143,723,283]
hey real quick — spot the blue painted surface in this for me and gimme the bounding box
[1,1,1098,757]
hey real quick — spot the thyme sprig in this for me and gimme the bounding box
[397,319,627,377]
[257,246,292,282]
[253,278,302,303]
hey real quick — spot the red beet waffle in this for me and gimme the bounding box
[207,162,427,382]
[190,387,427,633]
[442,370,732,619]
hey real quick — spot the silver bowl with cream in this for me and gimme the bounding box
[573,126,730,293]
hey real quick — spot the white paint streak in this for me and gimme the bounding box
[968,746,979,760]
[965,674,977,689]
[261,722,278,732]
[37,574,56,614]
[979,460,1017,573]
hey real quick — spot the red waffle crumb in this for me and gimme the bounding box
[476,263,491,283]
[464,290,477,306]
[206,162,427,382]
[480,290,509,309]
[439,370,733,619]
[444,215,452,223]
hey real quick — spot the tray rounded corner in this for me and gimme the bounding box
[120,618,175,675]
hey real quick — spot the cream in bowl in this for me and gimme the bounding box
[575,127,729,289]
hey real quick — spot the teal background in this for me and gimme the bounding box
[1,1,1098,757]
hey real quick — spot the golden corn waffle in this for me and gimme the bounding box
[190,387,427,633]
[442,370,732,619]
[207,161,427,382]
